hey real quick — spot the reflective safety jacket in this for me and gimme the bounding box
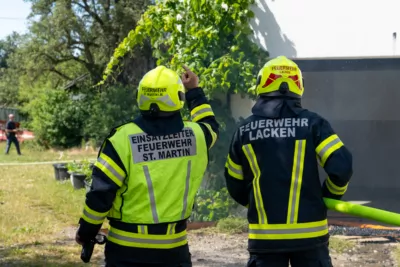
[78,88,219,264]
[224,97,353,253]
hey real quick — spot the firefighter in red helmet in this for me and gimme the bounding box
[224,56,353,267]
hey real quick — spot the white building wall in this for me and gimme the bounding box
[231,0,400,121]
[249,0,400,58]
[230,94,254,121]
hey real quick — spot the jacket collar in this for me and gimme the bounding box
[251,96,305,119]
[134,112,184,136]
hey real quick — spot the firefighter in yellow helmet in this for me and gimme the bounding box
[224,56,353,267]
[76,65,219,267]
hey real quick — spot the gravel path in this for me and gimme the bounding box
[189,232,248,267]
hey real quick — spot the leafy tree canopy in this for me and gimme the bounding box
[102,0,269,97]
[102,0,269,189]
[0,0,153,145]
[19,0,151,85]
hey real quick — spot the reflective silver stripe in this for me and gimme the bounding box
[227,163,243,177]
[143,165,159,223]
[191,108,213,120]
[157,94,176,107]
[249,225,328,235]
[168,223,176,234]
[138,95,151,107]
[181,160,192,219]
[139,225,146,234]
[289,140,305,224]
[244,145,266,224]
[109,231,187,244]
[83,209,106,221]
[318,137,341,159]
[98,157,124,183]
[139,94,176,107]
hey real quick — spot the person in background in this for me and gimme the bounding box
[5,114,21,155]
[224,56,353,267]
[75,65,219,267]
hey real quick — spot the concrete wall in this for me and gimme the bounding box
[249,0,400,58]
[302,69,400,213]
[301,70,400,121]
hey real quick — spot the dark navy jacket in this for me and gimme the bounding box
[225,96,353,253]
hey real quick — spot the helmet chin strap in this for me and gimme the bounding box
[279,82,289,95]
[149,103,160,116]
[178,91,185,101]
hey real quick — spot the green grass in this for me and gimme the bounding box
[216,217,248,234]
[0,142,97,163]
[188,217,248,236]
[328,237,354,254]
[0,145,103,266]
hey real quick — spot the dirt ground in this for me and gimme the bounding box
[188,232,399,267]
[48,227,399,267]
[189,232,248,267]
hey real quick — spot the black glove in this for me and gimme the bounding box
[80,234,107,263]
[76,219,103,244]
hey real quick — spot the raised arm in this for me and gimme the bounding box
[182,65,219,149]
[186,88,219,149]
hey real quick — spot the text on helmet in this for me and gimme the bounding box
[142,87,167,97]
[272,66,297,71]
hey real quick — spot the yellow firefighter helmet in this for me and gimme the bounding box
[255,56,304,98]
[137,66,185,115]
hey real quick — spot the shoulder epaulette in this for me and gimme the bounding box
[107,121,135,138]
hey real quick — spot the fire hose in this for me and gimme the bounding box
[323,198,400,226]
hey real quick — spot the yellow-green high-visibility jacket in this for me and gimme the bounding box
[105,121,208,247]
[77,87,219,264]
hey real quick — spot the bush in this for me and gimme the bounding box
[27,89,89,149]
[216,217,248,234]
[191,187,238,222]
[20,139,46,152]
[24,84,139,149]
[84,84,139,146]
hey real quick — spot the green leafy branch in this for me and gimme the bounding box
[100,0,270,189]
[100,0,269,97]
